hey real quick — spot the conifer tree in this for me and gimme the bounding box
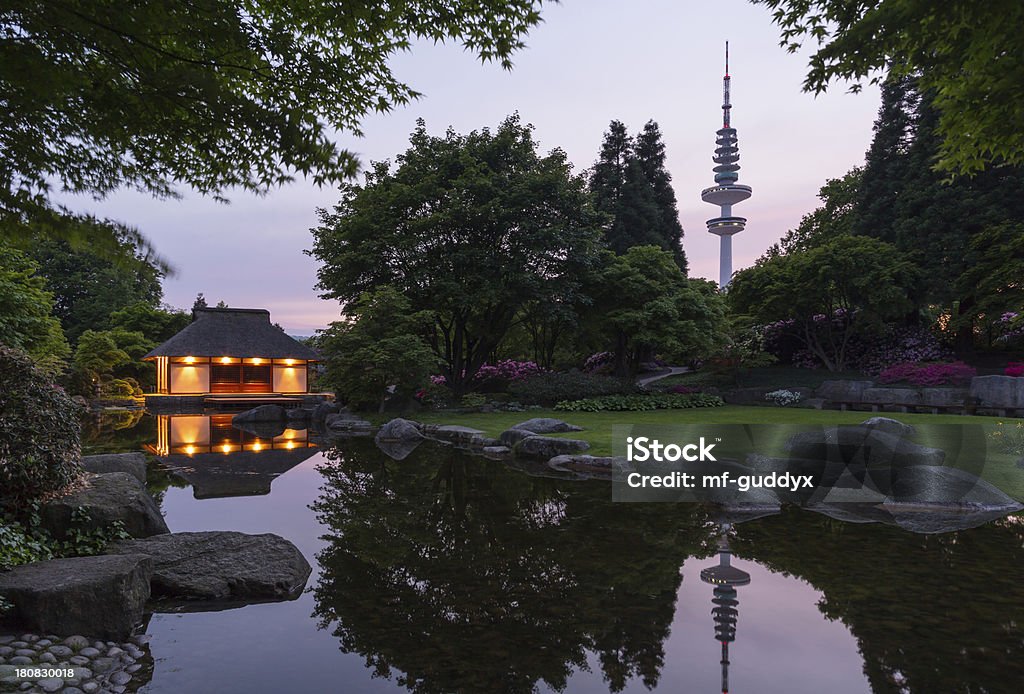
[635,121,687,272]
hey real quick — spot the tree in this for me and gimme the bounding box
[954,222,1024,345]
[729,235,921,370]
[635,121,687,271]
[765,168,863,258]
[752,0,1024,173]
[589,120,687,268]
[2,1,547,249]
[71,328,153,394]
[318,288,437,412]
[28,232,163,343]
[309,115,604,395]
[589,246,727,377]
[0,246,69,374]
[108,302,190,344]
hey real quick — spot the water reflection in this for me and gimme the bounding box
[700,526,751,694]
[145,414,317,498]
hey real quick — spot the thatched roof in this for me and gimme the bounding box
[144,308,319,360]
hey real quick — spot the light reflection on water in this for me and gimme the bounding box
[83,414,1023,694]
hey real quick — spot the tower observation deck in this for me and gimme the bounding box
[702,42,752,289]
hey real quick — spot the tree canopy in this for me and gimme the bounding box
[1,0,546,249]
[309,115,604,394]
[0,245,69,374]
[752,0,1024,173]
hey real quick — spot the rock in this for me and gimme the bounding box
[514,436,590,458]
[82,682,100,693]
[38,652,56,663]
[13,648,35,657]
[499,428,535,447]
[8,642,27,649]
[312,401,340,422]
[861,417,915,437]
[547,455,623,474]
[106,646,124,658]
[39,472,168,540]
[481,446,512,459]
[232,419,287,439]
[969,374,1024,409]
[375,418,424,442]
[816,380,873,403]
[861,386,921,407]
[69,655,90,666]
[47,645,72,658]
[110,671,132,685]
[324,412,373,434]
[63,636,90,651]
[8,655,31,665]
[0,555,152,640]
[63,688,85,694]
[90,656,114,673]
[285,408,310,424]
[35,638,52,647]
[78,647,100,658]
[107,531,311,602]
[422,425,485,446]
[38,678,63,692]
[0,647,10,657]
[511,418,584,434]
[80,453,147,485]
[920,387,969,409]
[231,404,287,423]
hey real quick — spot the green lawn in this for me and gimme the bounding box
[413,405,1024,500]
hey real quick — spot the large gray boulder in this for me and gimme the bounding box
[376,418,424,442]
[81,453,147,485]
[0,555,152,640]
[324,412,373,434]
[40,473,168,539]
[422,425,485,447]
[107,531,312,603]
[514,436,590,458]
[499,428,535,447]
[312,401,341,422]
[231,404,287,423]
[511,418,584,434]
[861,417,915,437]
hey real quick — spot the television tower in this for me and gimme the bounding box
[700,524,751,694]
[702,42,752,289]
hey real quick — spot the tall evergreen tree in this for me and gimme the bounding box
[589,120,687,270]
[635,121,687,271]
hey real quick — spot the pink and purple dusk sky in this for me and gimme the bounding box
[58,0,881,334]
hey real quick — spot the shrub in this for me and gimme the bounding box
[555,393,725,412]
[857,326,951,374]
[0,346,83,514]
[877,361,976,387]
[1006,362,1024,377]
[459,393,488,409]
[666,384,702,395]
[583,351,614,374]
[0,520,53,570]
[100,377,142,400]
[509,372,638,405]
[765,389,803,407]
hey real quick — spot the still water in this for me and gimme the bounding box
[84,413,1024,694]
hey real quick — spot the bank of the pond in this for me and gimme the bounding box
[412,405,1024,500]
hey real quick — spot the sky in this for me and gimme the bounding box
[59,0,882,334]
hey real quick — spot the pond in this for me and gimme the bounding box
[83,413,1024,694]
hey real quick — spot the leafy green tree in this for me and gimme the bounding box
[71,328,152,394]
[108,302,190,344]
[318,288,437,411]
[2,1,546,249]
[729,235,921,370]
[309,115,604,395]
[954,222,1024,344]
[590,246,727,377]
[0,245,69,374]
[766,168,863,258]
[752,0,1024,173]
[29,233,163,343]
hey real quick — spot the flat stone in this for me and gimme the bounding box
[13,648,36,657]
[78,647,100,658]
[861,417,915,437]
[513,436,590,459]
[108,531,311,602]
[38,678,64,692]
[106,647,123,658]
[499,428,535,447]
[81,453,147,485]
[9,642,28,648]
[20,635,37,643]
[35,639,52,647]
[69,655,90,666]
[90,657,114,673]
[0,647,11,657]
[47,645,73,658]
[82,682,100,693]
[39,651,57,663]
[0,555,152,640]
[39,472,168,539]
[9,656,32,665]
[481,446,512,459]
[62,688,85,694]
[110,671,132,685]
[63,636,90,651]
[0,636,12,645]
[511,417,584,434]
[125,664,141,673]
[75,667,92,679]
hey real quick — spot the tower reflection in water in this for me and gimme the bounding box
[700,523,751,694]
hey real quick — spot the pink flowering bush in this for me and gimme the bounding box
[1006,362,1024,377]
[583,351,614,374]
[995,312,1024,347]
[877,361,976,387]
[857,327,951,375]
[473,359,546,383]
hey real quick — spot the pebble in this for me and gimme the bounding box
[76,667,92,680]
[106,646,124,658]
[0,647,12,657]
[128,635,151,647]
[48,645,73,657]
[13,648,35,657]
[9,641,28,649]
[91,656,114,673]
[125,645,143,659]
[38,678,63,693]
[39,651,57,663]
[0,636,14,645]
[125,663,142,673]
[78,647,101,658]
[110,670,132,685]
[63,688,85,694]
[92,641,105,651]
[64,635,90,651]
[0,656,5,665]
[20,634,38,643]
[35,638,52,647]
[9,656,32,666]
[82,682,100,693]
[19,682,33,691]
[69,655,90,666]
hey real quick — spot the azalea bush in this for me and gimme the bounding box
[857,326,951,375]
[1006,362,1024,377]
[509,372,637,405]
[0,346,83,515]
[582,351,614,374]
[995,312,1024,347]
[877,361,976,387]
[555,393,724,412]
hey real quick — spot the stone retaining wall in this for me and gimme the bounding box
[816,376,1023,416]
